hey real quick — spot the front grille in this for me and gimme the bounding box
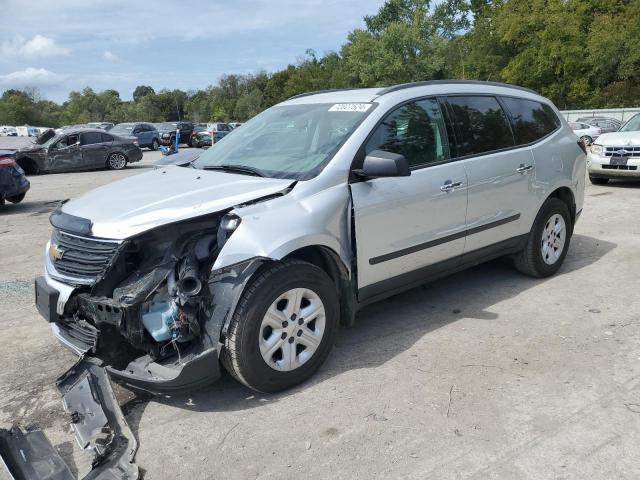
[604,146,640,157]
[50,229,121,282]
[602,165,638,170]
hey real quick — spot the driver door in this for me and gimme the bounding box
[350,98,468,301]
[48,134,82,171]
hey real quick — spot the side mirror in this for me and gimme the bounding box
[354,150,411,179]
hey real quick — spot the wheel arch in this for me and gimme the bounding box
[546,186,576,234]
[16,156,40,175]
[281,245,356,327]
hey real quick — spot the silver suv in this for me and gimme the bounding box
[36,81,585,394]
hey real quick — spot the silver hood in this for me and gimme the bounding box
[61,166,293,239]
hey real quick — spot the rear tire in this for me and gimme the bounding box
[589,175,609,185]
[514,198,571,278]
[7,193,25,204]
[107,153,127,170]
[151,139,159,151]
[221,259,339,393]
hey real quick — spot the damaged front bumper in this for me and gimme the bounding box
[0,357,138,480]
[36,255,265,395]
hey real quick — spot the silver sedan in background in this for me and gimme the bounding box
[569,121,602,145]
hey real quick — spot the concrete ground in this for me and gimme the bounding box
[1,148,639,479]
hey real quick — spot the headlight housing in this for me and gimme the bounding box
[591,144,603,156]
[162,133,170,138]
[217,213,241,247]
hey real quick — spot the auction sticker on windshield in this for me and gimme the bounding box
[329,103,372,112]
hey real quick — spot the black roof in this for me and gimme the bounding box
[61,127,108,135]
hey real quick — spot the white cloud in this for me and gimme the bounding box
[0,68,68,88]
[103,50,117,61]
[1,35,70,59]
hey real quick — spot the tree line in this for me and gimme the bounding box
[1,0,638,128]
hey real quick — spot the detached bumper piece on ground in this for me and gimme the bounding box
[0,357,138,480]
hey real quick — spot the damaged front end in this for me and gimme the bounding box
[13,210,268,479]
[40,210,264,395]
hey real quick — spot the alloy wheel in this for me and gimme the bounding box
[108,153,126,169]
[259,288,326,372]
[541,213,566,265]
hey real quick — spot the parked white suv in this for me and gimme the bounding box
[588,113,640,184]
[36,81,585,396]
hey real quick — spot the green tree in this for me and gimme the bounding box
[132,85,155,102]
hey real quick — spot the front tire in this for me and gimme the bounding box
[514,198,571,278]
[151,139,159,151]
[580,135,593,146]
[107,153,127,170]
[589,175,609,185]
[221,259,339,393]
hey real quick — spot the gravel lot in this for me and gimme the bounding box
[1,147,639,479]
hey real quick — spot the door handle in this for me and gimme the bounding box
[516,164,534,174]
[440,181,463,192]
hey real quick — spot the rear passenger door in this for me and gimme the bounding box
[80,131,109,167]
[445,95,536,254]
[351,98,468,300]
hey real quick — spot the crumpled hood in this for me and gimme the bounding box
[18,144,44,153]
[595,131,640,146]
[61,166,293,239]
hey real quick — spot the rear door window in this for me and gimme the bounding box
[365,98,450,168]
[80,132,102,145]
[446,96,514,156]
[101,133,114,142]
[500,97,560,145]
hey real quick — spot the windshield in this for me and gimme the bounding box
[620,115,640,132]
[193,103,373,179]
[110,123,134,135]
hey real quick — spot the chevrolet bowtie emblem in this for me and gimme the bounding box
[49,243,64,261]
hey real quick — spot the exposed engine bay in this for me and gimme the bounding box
[45,209,266,394]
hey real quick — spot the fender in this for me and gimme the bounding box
[213,183,353,274]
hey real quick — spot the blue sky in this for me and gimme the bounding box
[0,0,386,103]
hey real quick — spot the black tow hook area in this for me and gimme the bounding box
[0,357,139,480]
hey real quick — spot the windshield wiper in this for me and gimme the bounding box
[201,164,266,177]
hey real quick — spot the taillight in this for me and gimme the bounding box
[0,156,17,169]
[577,139,587,155]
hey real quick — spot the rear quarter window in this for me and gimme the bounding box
[501,97,560,145]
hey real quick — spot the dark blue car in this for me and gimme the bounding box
[110,122,160,150]
[0,149,30,205]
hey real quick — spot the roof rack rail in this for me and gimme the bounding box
[287,88,354,100]
[376,80,538,96]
